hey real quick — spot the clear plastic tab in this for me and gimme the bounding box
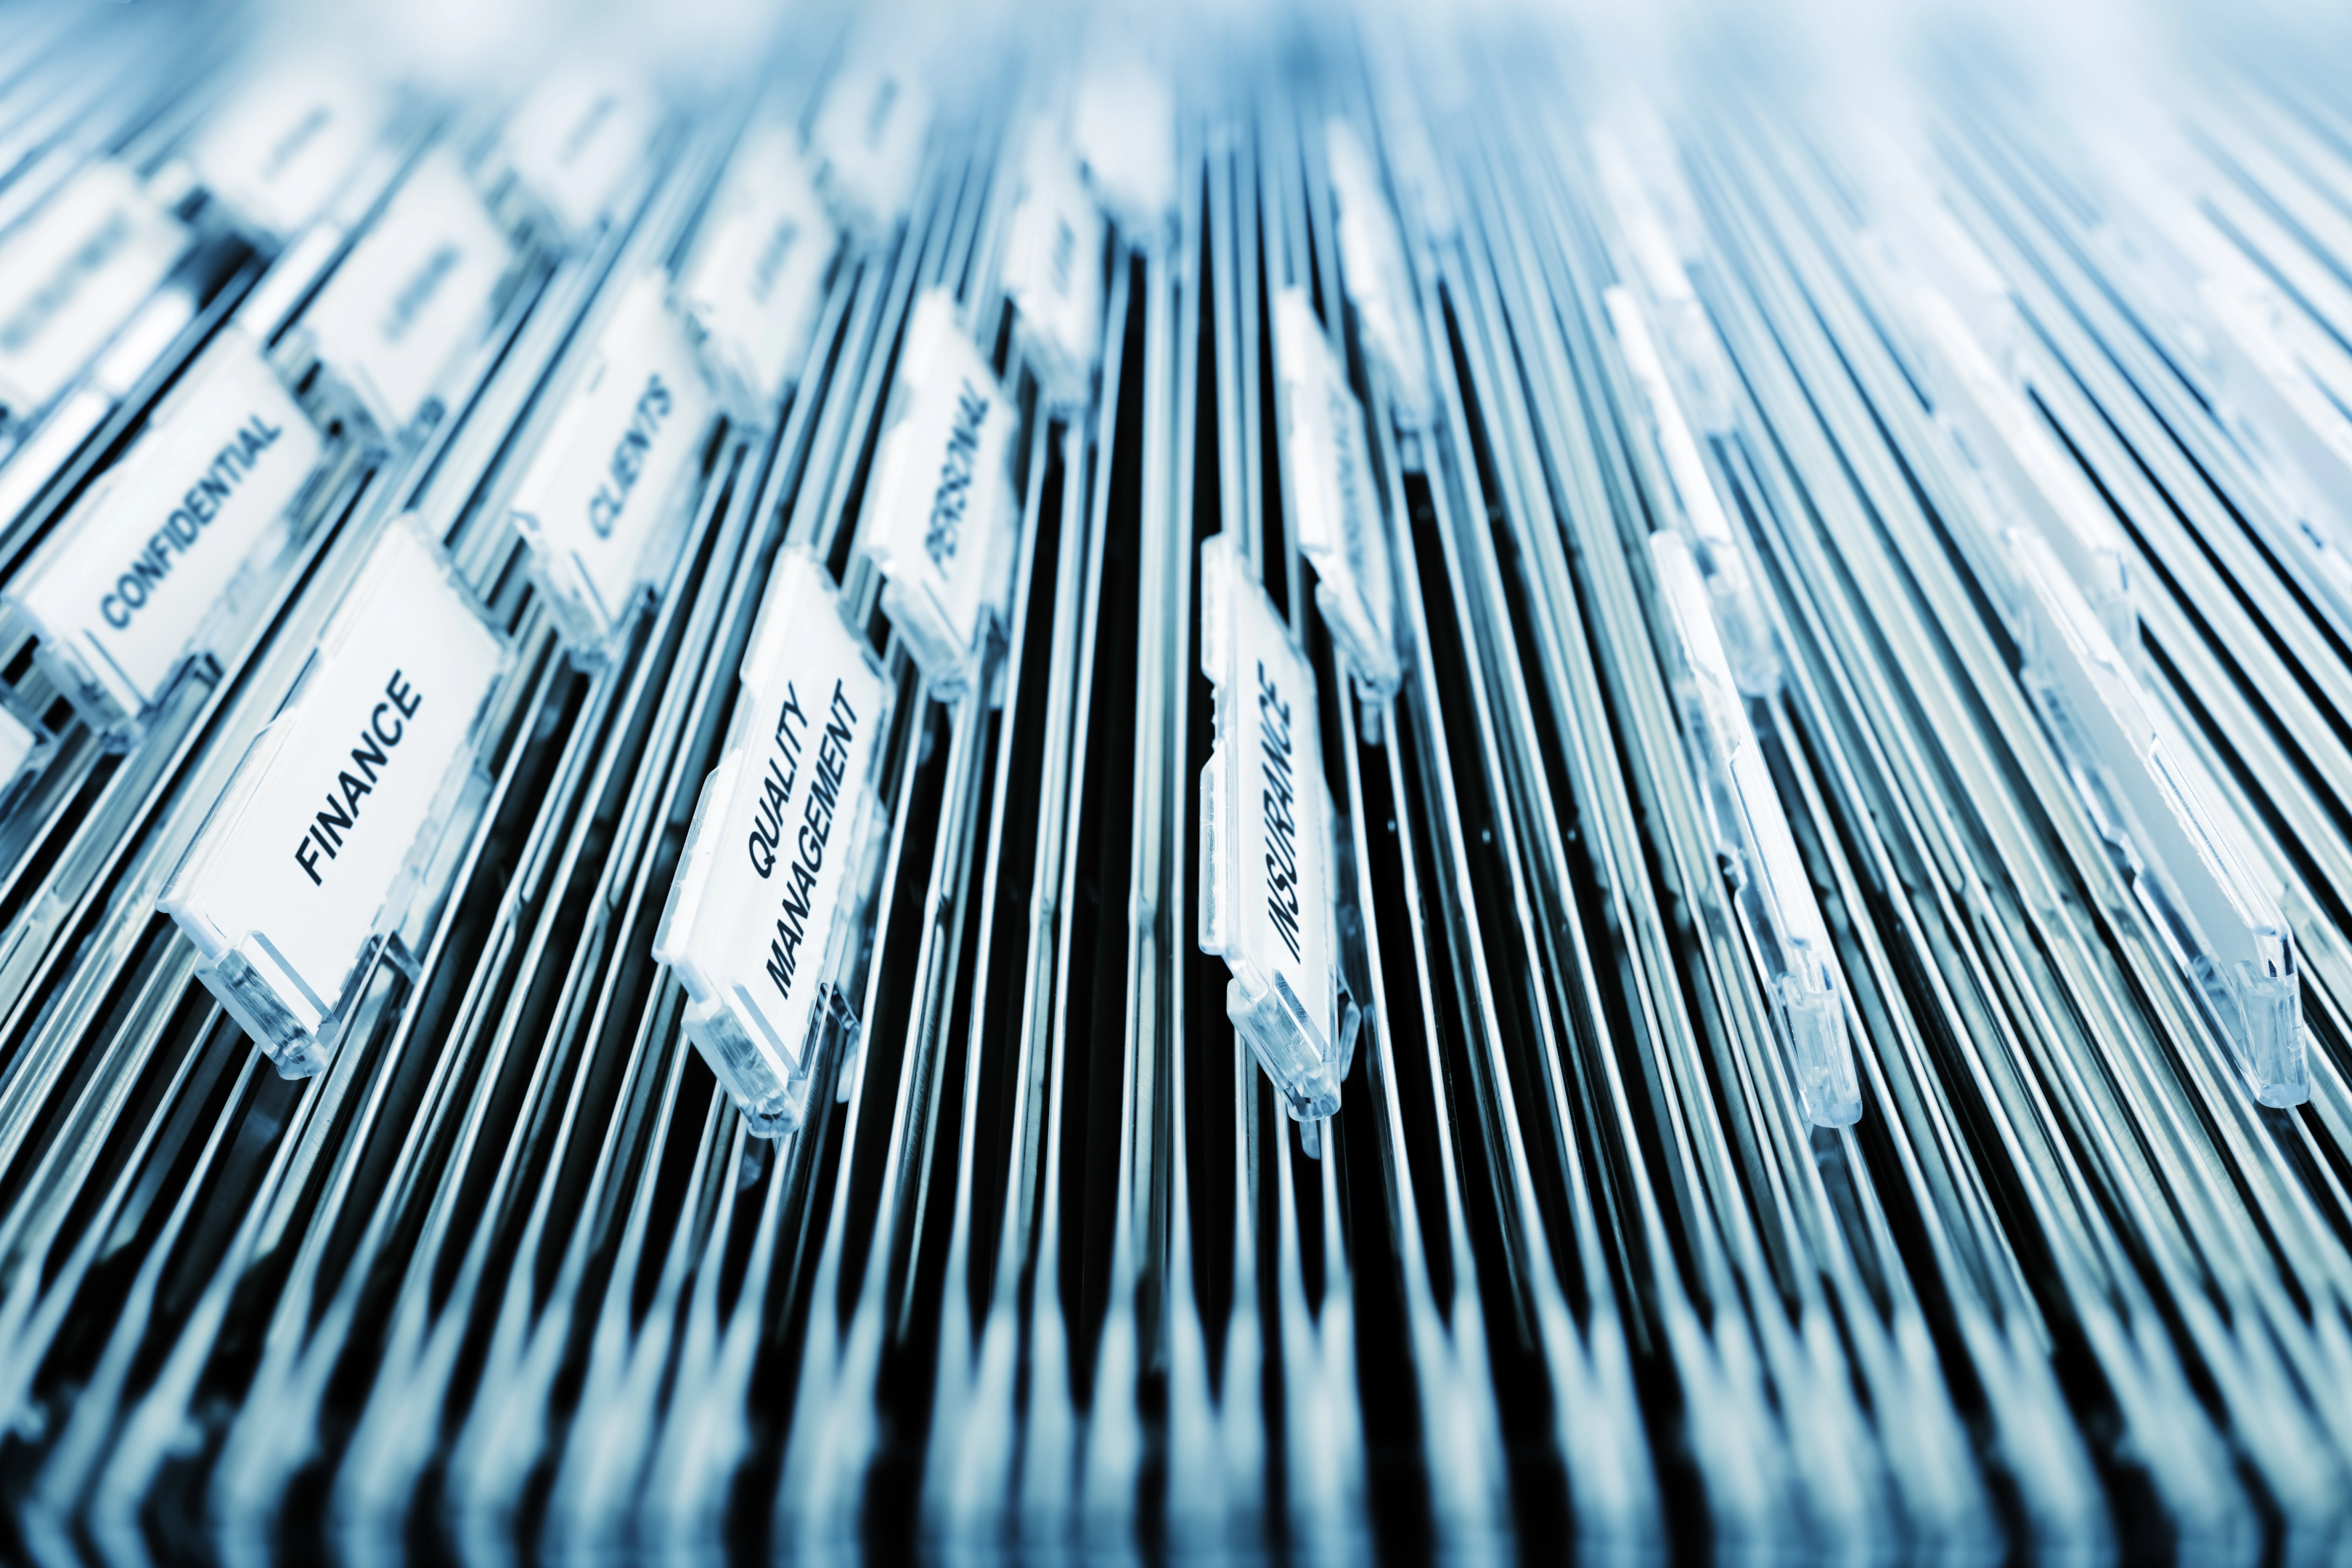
[510,271,716,658]
[812,60,930,241]
[1907,285,2138,650]
[862,289,1018,696]
[188,56,385,240]
[10,329,324,735]
[1003,124,1106,407]
[1272,287,1401,706]
[1197,531,1359,1125]
[0,160,187,420]
[500,65,658,240]
[2009,528,2308,1107]
[1651,530,1862,1128]
[301,150,514,433]
[159,521,509,1077]
[1605,285,1781,697]
[0,693,55,816]
[1324,118,1431,428]
[654,550,893,1138]
[677,123,838,417]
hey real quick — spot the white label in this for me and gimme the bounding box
[656,550,886,1077]
[303,150,512,430]
[1072,61,1175,236]
[811,62,929,239]
[862,290,1015,677]
[0,160,187,416]
[15,331,321,718]
[1272,288,1398,693]
[160,525,505,1032]
[189,60,382,237]
[678,123,837,410]
[510,272,715,647]
[1200,532,1335,1028]
[1324,118,1429,422]
[502,66,656,238]
[1003,126,1104,401]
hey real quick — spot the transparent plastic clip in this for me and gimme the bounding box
[1651,529,1862,1127]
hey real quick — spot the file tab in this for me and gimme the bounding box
[677,123,837,417]
[1003,126,1105,407]
[510,271,718,657]
[1198,531,1359,1125]
[12,330,324,735]
[863,289,1018,696]
[0,160,187,421]
[301,150,514,433]
[1652,529,1862,1127]
[160,522,509,1076]
[656,550,893,1137]
[189,57,385,240]
[1273,287,1401,705]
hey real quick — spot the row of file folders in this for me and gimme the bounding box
[1,0,2351,1561]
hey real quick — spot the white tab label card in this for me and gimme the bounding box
[0,160,188,419]
[189,57,385,240]
[1072,57,1175,240]
[160,522,507,1075]
[510,271,716,656]
[1324,118,1431,426]
[1197,531,1357,1123]
[12,329,323,732]
[862,288,1018,695]
[812,60,930,241]
[656,550,891,1136]
[677,123,837,417]
[1003,123,1105,407]
[1272,287,1401,702]
[502,65,658,240]
[302,150,513,433]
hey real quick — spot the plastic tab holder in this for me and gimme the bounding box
[187,57,385,241]
[812,60,930,242]
[1003,126,1105,408]
[0,160,187,426]
[159,520,510,1077]
[510,271,716,658]
[1605,284,1782,697]
[1272,287,1400,708]
[1651,529,1863,1127]
[500,65,658,241]
[655,549,893,1137]
[0,692,55,815]
[1324,118,1431,428]
[9,328,324,738]
[2007,525,2309,1106]
[1906,284,2140,653]
[299,150,514,436]
[1197,530,1360,1127]
[862,288,1018,697]
[677,123,837,419]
